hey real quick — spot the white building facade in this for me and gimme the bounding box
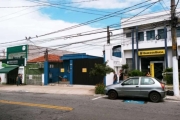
[121,10,180,79]
[105,10,180,86]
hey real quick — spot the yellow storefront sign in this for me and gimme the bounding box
[150,63,154,77]
[138,49,165,56]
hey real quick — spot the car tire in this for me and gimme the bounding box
[108,90,118,100]
[149,92,161,103]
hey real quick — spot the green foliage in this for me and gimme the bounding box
[128,70,144,77]
[164,68,172,72]
[122,64,129,70]
[163,67,173,84]
[89,62,114,77]
[95,83,105,94]
[164,75,173,84]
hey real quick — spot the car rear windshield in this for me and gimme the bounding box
[154,78,165,84]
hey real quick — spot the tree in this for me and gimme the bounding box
[89,61,114,79]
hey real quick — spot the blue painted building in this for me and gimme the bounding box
[61,53,103,85]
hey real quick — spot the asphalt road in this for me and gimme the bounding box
[0,91,180,120]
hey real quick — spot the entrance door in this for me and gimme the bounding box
[150,61,164,80]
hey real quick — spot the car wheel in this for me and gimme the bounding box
[149,92,161,103]
[108,90,118,100]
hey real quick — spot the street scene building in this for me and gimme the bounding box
[0,45,74,85]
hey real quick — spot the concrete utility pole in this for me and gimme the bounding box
[171,0,179,96]
[135,26,139,70]
[107,26,110,44]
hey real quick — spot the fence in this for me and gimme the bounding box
[26,74,42,85]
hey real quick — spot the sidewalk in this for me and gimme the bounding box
[165,95,180,101]
[0,85,95,96]
[0,85,180,101]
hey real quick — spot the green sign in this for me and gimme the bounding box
[1,59,25,66]
[7,45,28,59]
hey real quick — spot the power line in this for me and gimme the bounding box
[0,8,40,23]
[0,8,31,19]
[0,0,99,8]
[175,0,180,10]
[29,0,123,17]
[0,26,120,45]
[24,1,158,40]
[0,0,160,47]
[6,0,155,44]
[159,1,170,14]
[162,0,169,9]
[121,2,157,24]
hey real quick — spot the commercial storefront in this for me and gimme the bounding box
[138,49,165,80]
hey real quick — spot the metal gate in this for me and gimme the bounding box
[26,74,42,85]
[73,58,103,85]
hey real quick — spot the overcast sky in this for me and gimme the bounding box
[0,0,173,57]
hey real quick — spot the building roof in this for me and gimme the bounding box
[61,53,103,60]
[28,54,62,63]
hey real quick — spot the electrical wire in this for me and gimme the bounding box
[0,0,99,8]
[27,1,159,39]
[29,0,123,17]
[175,0,180,10]
[1,0,157,44]
[159,1,170,14]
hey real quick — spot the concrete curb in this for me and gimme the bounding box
[165,96,180,101]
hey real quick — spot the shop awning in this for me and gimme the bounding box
[0,66,18,73]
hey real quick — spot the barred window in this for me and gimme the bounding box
[126,58,132,70]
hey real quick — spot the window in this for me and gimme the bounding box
[138,32,144,41]
[126,33,131,38]
[176,27,180,37]
[157,29,164,39]
[140,77,155,85]
[123,78,139,85]
[49,64,54,68]
[126,58,132,70]
[112,46,121,58]
[146,30,155,40]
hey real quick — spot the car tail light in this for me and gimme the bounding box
[160,83,165,90]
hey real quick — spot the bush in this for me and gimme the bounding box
[128,70,144,77]
[95,83,105,94]
[163,68,173,84]
[164,68,172,72]
[164,75,173,84]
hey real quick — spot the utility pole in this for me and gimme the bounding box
[171,0,179,96]
[44,49,48,61]
[136,26,139,70]
[131,28,135,70]
[107,26,110,44]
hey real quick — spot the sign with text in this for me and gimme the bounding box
[138,49,165,56]
[1,58,25,66]
[7,45,28,59]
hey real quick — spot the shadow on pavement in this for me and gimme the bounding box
[102,96,165,103]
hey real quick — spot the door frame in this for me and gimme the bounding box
[150,61,164,78]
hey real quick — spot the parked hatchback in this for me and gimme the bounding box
[105,76,166,102]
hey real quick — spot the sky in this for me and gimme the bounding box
[0,0,174,57]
